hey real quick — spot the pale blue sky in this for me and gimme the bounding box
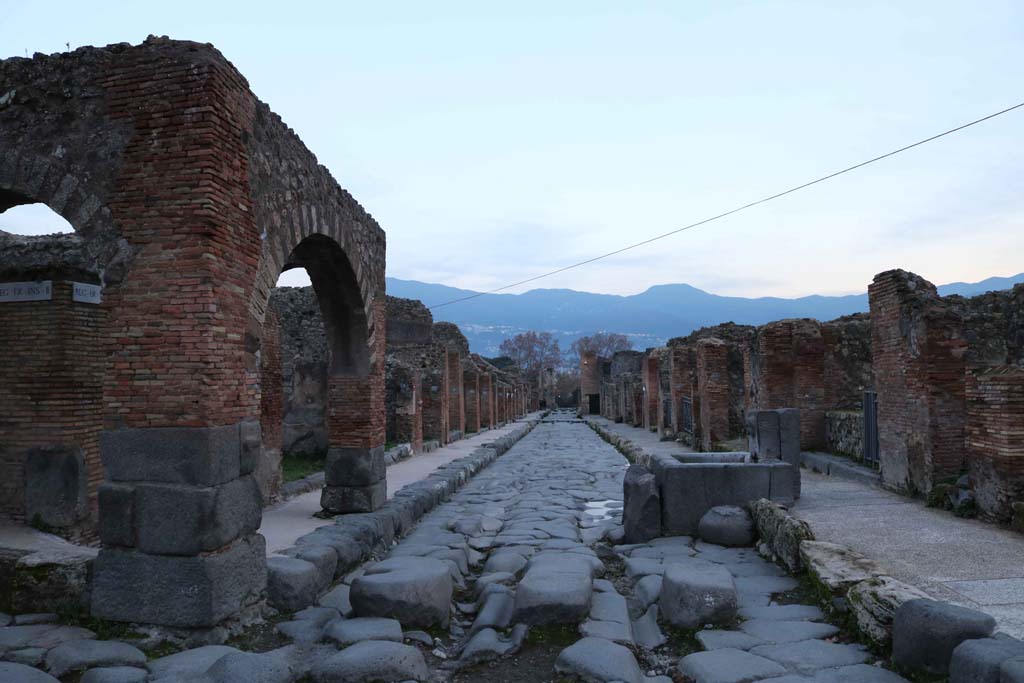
[2,1,1022,297]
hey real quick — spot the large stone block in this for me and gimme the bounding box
[767,462,800,503]
[350,556,454,628]
[660,560,737,628]
[325,446,385,487]
[748,410,780,460]
[321,480,387,513]
[91,534,267,627]
[703,464,772,508]
[97,483,134,547]
[133,476,262,555]
[658,464,708,536]
[622,464,661,543]
[100,424,243,486]
[892,598,996,676]
[777,408,801,467]
[949,634,1024,683]
[24,446,88,528]
[238,419,261,476]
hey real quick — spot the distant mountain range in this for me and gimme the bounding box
[385,273,1024,357]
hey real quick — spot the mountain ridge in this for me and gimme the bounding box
[385,272,1024,356]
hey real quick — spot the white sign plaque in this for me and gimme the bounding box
[0,281,52,303]
[72,282,102,305]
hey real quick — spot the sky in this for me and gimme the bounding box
[1,1,1022,299]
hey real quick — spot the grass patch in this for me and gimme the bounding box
[281,454,324,482]
[523,624,579,648]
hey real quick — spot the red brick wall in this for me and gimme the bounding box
[464,370,480,433]
[480,374,493,428]
[869,270,967,493]
[259,305,283,453]
[696,338,730,450]
[327,299,386,450]
[642,354,660,430]
[420,348,449,445]
[967,367,1024,521]
[0,282,104,538]
[447,350,464,434]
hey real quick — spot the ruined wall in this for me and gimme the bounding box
[967,367,1024,522]
[580,351,601,414]
[670,323,752,439]
[642,351,662,431]
[869,270,968,494]
[463,364,481,433]
[696,338,731,450]
[269,287,329,458]
[0,276,104,540]
[822,314,873,410]
[385,358,422,451]
[434,322,467,436]
[825,411,864,460]
[256,304,283,501]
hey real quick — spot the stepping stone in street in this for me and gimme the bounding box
[677,647,787,683]
[891,598,996,676]
[812,663,911,682]
[660,561,737,629]
[698,506,756,547]
[350,556,454,628]
[633,605,667,650]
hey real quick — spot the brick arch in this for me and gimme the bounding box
[2,38,389,629]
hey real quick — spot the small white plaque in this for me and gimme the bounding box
[72,282,102,305]
[0,281,52,303]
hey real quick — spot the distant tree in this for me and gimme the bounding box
[498,331,562,379]
[567,332,633,369]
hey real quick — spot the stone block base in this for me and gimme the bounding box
[321,480,387,513]
[91,533,267,627]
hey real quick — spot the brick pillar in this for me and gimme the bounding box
[869,270,967,494]
[464,369,480,433]
[447,350,464,437]
[420,345,448,446]
[642,355,660,431]
[257,305,283,501]
[696,338,730,450]
[967,367,1024,521]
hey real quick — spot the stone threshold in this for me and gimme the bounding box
[266,416,543,616]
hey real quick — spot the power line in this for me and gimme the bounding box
[428,100,1024,310]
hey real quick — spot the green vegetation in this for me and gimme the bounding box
[281,454,324,482]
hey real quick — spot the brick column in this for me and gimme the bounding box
[464,368,480,433]
[447,350,464,437]
[696,338,730,450]
[869,270,967,493]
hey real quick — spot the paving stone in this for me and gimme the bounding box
[737,604,824,622]
[469,589,514,636]
[318,583,353,617]
[633,605,667,650]
[458,625,528,668]
[45,639,147,677]
[591,591,631,623]
[80,667,149,683]
[1003,656,1024,683]
[554,636,644,683]
[482,551,528,576]
[148,645,242,681]
[323,617,403,646]
[311,640,429,682]
[5,646,47,666]
[734,575,799,595]
[205,649,295,683]
[276,619,326,643]
[660,561,737,629]
[750,639,869,673]
[513,561,593,625]
[739,619,839,643]
[293,605,341,626]
[0,614,9,627]
[948,634,1024,683]
[13,613,58,625]
[677,647,787,683]
[634,574,663,611]
[0,662,59,682]
[580,618,634,645]
[810,664,910,682]
[0,624,96,653]
[266,555,320,612]
[891,598,996,676]
[696,629,767,651]
[350,556,454,628]
[698,506,756,547]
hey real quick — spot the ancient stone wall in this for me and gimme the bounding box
[821,314,873,410]
[0,277,104,541]
[696,338,731,450]
[825,410,864,460]
[967,366,1024,521]
[463,363,481,433]
[386,295,433,347]
[869,270,968,494]
[385,358,423,452]
[642,351,662,431]
[269,287,329,458]
[256,304,283,501]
